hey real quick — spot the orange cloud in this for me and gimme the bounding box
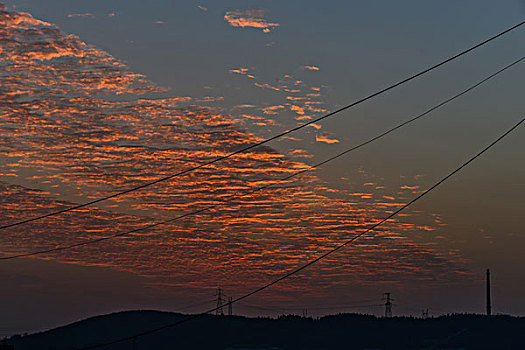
[230,68,250,75]
[262,105,285,114]
[233,104,256,109]
[224,9,279,33]
[304,65,320,71]
[295,115,313,121]
[315,133,339,144]
[9,10,52,26]
[288,149,313,158]
[289,104,306,115]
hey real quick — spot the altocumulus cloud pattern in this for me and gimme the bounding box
[0,4,465,296]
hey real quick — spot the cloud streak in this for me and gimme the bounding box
[304,65,320,71]
[67,13,94,18]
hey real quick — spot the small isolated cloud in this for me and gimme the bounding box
[304,65,320,71]
[254,82,280,91]
[155,20,165,24]
[316,132,339,144]
[67,13,94,18]
[197,5,208,11]
[401,185,419,190]
[229,68,256,79]
[230,68,249,75]
[288,149,313,159]
[224,9,279,33]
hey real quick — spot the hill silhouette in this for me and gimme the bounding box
[4,310,525,349]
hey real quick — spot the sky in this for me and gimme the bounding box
[0,0,524,337]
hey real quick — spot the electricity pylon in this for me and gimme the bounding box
[215,288,225,316]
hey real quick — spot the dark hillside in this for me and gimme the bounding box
[5,311,525,349]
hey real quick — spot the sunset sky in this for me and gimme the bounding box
[0,0,524,336]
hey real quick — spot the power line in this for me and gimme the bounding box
[1,20,523,232]
[2,54,522,260]
[77,116,525,350]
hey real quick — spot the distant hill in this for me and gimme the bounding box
[4,310,525,349]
